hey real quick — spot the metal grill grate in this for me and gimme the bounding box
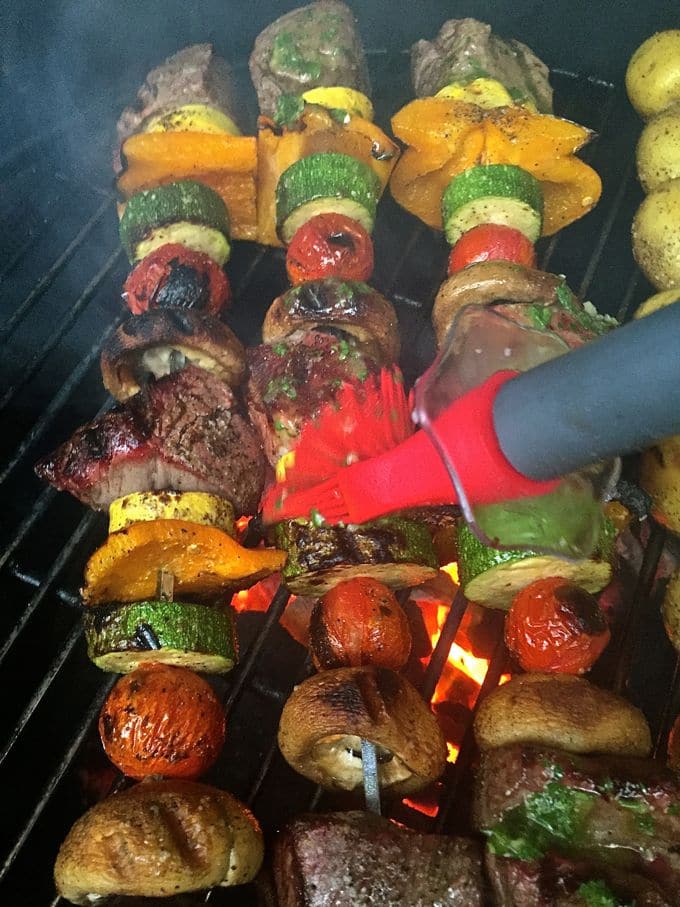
[0,56,678,905]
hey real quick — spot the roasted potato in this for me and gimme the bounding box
[634,288,680,319]
[637,104,680,192]
[635,291,680,533]
[640,437,680,534]
[632,179,680,289]
[626,30,680,120]
[662,570,680,652]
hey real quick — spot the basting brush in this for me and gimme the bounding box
[262,303,680,528]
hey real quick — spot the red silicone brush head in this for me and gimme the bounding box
[261,367,413,517]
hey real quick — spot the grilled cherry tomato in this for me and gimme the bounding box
[309,577,412,671]
[505,577,611,675]
[99,663,225,779]
[447,224,537,274]
[286,213,374,284]
[122,243,231,315]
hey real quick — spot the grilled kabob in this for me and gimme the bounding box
[390,17,601,240]
[473,673,680,907]
[116,43,258,241]
[249,0,399,247]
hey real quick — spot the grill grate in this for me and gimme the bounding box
[0,56,678,904]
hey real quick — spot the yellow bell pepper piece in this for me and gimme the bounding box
[82,520,286,605]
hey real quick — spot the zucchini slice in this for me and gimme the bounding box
[276,153,381,243]
[119,180,231,263]
[457,519,615,611]
[83,600,238,674]
[275,517,439,595]
[441,164,543,245]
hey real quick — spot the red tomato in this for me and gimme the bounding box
[99,663,225,779]
[447,224,537,274]
[309,577,412,671]
[505,577,610,674]
[286,214,374,284]
[122,243,231,315]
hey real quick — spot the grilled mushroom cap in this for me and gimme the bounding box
[262,279,400,365]
[54,779,264,904]
[278,665,447,795]
[432,261,562,348]
[101,309,246,401]
[474,673,652,757]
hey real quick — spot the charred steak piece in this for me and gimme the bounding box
[485,850,675,907]
[475,744,680,904]
[246,328,380,466]
[273,811,485,907]
[411,18,553,113]
[115,44,239,171]
[249,0,370,118]
[35,366,265,515]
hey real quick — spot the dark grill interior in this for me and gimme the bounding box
[2,24,680,905]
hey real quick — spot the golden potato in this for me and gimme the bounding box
[634,288,680,318]
[640,437,680,534]
[632,179,680,289]
[626,30,680,119]
[637,104,680,192]
[662,570,680,651]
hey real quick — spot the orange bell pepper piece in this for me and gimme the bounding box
[390,98,601,236]
[81,520,286,606]
[257,106,399,247]
[117,133,258,242]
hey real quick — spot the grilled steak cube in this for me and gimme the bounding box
[410,18,553,113]
[249,1,370,118]
[485,850,676,906]
[115,43,239,171]
[35,366,265,515]
[246,329,379,466]
[475,744,680,904]
[273,811,485,906]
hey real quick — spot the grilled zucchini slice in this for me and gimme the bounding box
[84,600,237,673]
[276,153,381,243]
[119,180,231,263]
[457,518,616,610]
[275,517,439,595]
[441,164,543,245]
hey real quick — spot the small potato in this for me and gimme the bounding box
[637,104,680,192]
[634,288,680,319]
[662,570,680,652]
[626,30,680,119]
[632,179,680,289]
[640,436,680,534]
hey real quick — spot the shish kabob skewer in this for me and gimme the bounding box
[242,2,453,812]
[40,45,291,907]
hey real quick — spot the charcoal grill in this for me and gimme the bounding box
[2,2,679,903]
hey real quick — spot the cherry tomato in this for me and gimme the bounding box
[447,224,537,275]
[286,213,374,284]
[122,243,231,315]
[99,663,225,779]
[505,577,610,675]
[309,577,412,671]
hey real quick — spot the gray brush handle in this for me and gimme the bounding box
[493,301,680,480]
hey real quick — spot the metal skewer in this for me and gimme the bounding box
[361,738,381,816]
[134,568,175,651]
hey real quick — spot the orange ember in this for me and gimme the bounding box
[423,565,510,762]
